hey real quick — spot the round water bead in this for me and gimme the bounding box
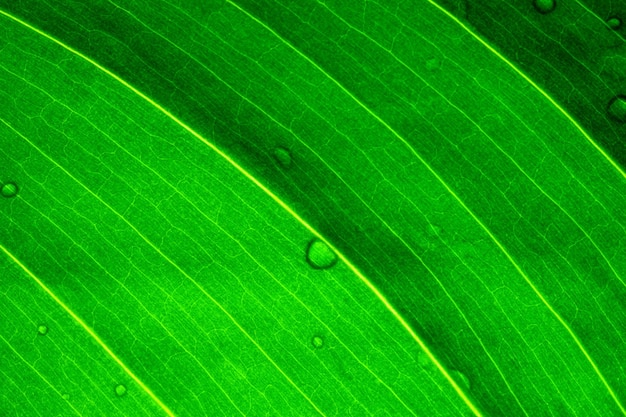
[1,182,18,198]
[608,95,626,122]
[272,146,292,168]
[115,384,127,397]
[311,335,324,349]
[606,16,622,30]
[305,239,338,270]
[533,0,556,14]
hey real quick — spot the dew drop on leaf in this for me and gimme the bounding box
[273,146,292,168]
[533,0,556,14]
[37,324,48,336]
[606,16,622,30]
[608,95,626,122]
[1,182,18,198]
[311,335,324,349]
[305,239,338,270]
[61,393,70,400]
[115,384,127,397]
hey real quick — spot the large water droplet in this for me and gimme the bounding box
[608,95,626,122]
[533,0,556,14]
[305,239,337,270]
[1,182,18,198]
[115,384,127,397]
[37,324,48,336]
[273,146,292,168]
[311,335,324,349]
[450,369,471,390]
[607,16,622,30]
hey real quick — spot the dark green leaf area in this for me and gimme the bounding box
[462,0,626,166]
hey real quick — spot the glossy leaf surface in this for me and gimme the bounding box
[1,1,625,416]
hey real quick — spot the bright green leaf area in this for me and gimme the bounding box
[1,0,626,416]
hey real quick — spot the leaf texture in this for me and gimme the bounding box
[1,0,625,416]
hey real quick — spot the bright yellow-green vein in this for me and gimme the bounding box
[226,1,626,415]
[0,245,176,417]
[0,116,326,417]
[427,0,626,182]
[0,7,476,416]
[426,4,626,414]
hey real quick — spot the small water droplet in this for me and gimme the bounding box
[450,369,471,390]
[115,384,127,397]
[37,324,48,336]
[273,146,292,168]
[311,335,324,349]
[608,95,626,122]
[305,239,337,270]
[61,393,70,400]
[607,16,622,30]
[1,182,18,198]
[533,0,556,14]
[426,57,441,71]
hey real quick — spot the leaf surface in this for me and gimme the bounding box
[1,0,625,416]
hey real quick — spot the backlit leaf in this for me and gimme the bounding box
[1,1,625,416]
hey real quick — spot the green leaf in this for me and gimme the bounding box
[1,1,625,416]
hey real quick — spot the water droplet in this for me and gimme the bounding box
[273,146,292,168]
[115,384,127,397]
[426,57,441,71]
[61,393,70,400]
[450,369,471,390]
[607,16,622,30]
[305,239,337,270]
[533,0,556,14]
[311,335,324,349]
[1,182,18,198]
[608,95,626,122]
[37,324,48,336]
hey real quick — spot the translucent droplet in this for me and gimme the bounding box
[450,369,471,390]
[305,239,337,270]
[311,335,324,349]
[533,0,556,14]
[273,146,292,168]
[608,95,626,122]
[37,324,48,336]
[1,182,18,198]
[607,16,622,30]
[115,384,127,397]
[61,393,70,400]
